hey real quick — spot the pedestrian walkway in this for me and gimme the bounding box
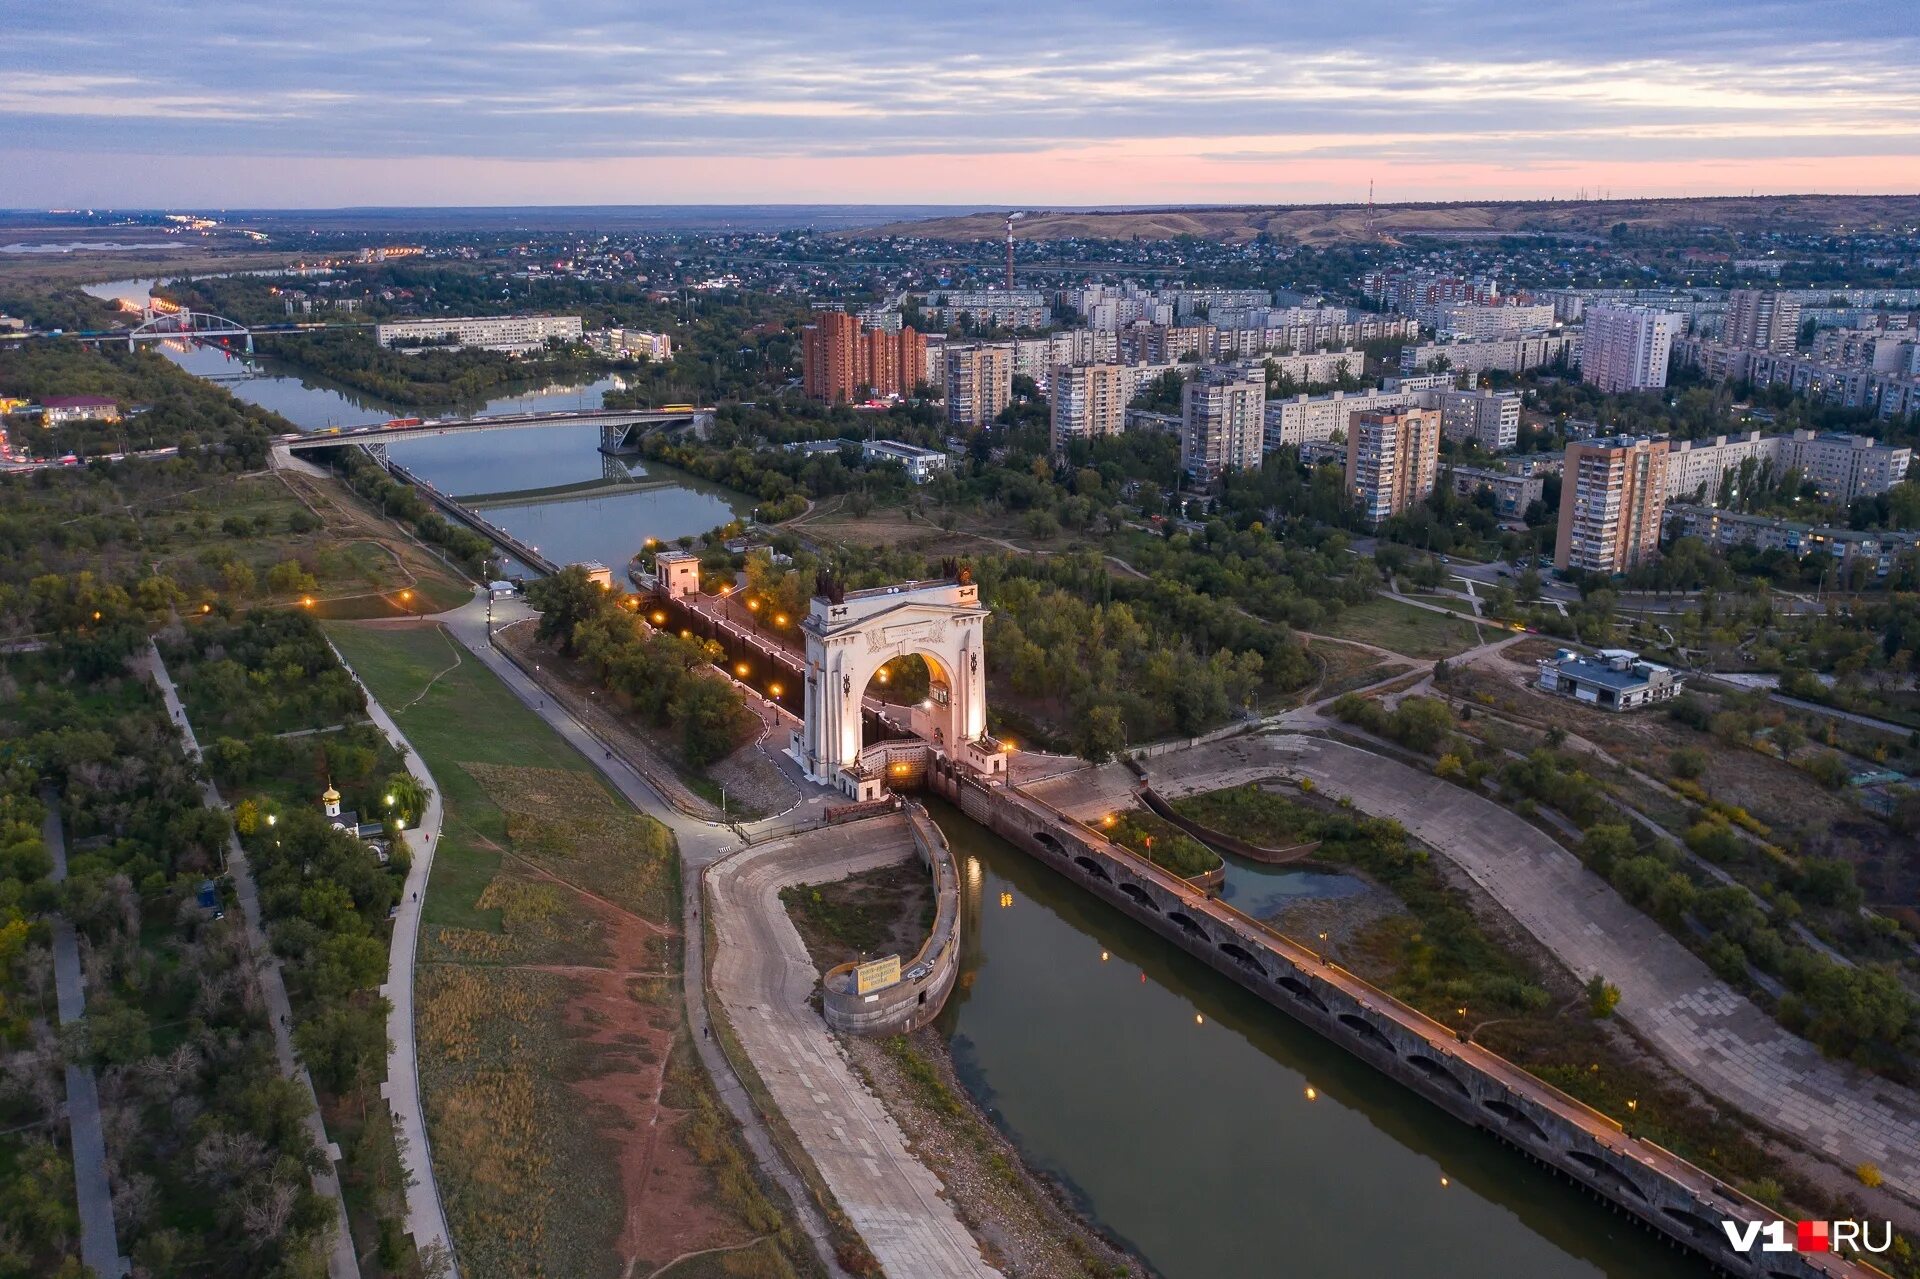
[144,645,362,1279]
[707,822,999,1279]
[44,797,129,1279]
[325,638,455,1266]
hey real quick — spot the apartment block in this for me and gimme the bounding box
[1264,348,1365,385]
[1661,428,1910,505]
[1181,368,1266,480]
[374,314,583,353]
[1050,363,1131,454]
[945,343,1014,428]
[1581,304,1682,393]
[1398,333,1579,378]
[1346,408,1441,524]
[1450,465,1545,519]
[1555,436,1670,573]
[802,311,929,401]
[1437,387,1521,451]
[1722,290,1802,352]
[592,327,673,362]
[1436,302,1557,340]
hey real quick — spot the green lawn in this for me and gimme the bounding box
[1323,595,1486,660]
[324,622,621,936]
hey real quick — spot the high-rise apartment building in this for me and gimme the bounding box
[1722,290,1803,352]
[1345,408,1441,524]
[1050,364,1130,455]
[802,311,927,402]
[1180,368,1266,480]
[1556,436,1670,574]
[945,343,1014,428]
[1581,304,1682,393]
[1437,387,1521,451]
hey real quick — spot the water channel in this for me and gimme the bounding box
[84,277,751,568]
[94,272,1712,1277]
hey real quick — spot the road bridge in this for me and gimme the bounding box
[282,406,713,454]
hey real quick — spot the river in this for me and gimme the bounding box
[931,803,1703,1279]
[99,271,1710,1278]
[84,276,750,569]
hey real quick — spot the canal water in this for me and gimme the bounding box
[931,802,1705,1279]
[84,277,749,569]
[98,271,1710,1278]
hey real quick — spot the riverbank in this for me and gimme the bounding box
[782,860,1151,1279]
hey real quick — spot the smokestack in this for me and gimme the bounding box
[1005,214,1015,290]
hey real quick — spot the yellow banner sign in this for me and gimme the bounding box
[855,955,902,995]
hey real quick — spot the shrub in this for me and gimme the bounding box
[1667,747,1708,779]
[1585,974,1620,1018]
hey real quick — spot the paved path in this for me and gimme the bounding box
[44,797,128,1279]
[434,596,854,1278]
[707,819,999,1279]
[325,639,454,1265]
[145,645,362,1279]
[1065,731,1920,1197]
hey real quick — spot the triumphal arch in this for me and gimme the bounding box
[790,566,1008,799]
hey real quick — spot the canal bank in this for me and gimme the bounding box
[928,800,1709,1279]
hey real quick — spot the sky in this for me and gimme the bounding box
[7,0,1920,209]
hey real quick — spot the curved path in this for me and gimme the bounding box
[706,818,1000,1279]
[325,639,455,1266]
[1055,731,1920,1199]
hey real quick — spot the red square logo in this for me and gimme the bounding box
[1797,1221,1830,1253]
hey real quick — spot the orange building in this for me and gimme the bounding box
[803,312,925,401]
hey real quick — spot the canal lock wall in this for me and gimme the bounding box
[821,806,963,1036]
[927,761,1878,1279]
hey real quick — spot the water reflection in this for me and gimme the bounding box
[930,801,1704,1279]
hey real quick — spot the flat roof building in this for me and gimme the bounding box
[373,314,583,354]
[945,344,1013,429]
[1537,648,1684,711]
[1438,387,1521,452]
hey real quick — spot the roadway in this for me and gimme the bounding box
[44,797,129,1279]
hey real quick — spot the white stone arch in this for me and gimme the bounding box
[790,577,998,794]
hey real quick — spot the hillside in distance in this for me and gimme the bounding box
[845,193,1920,245]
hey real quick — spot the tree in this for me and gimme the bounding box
[379,772,431,827]
[526,565,610,656]
[1074,703,1127,763]
[293,999,391,1094]
[1577,824,1637,877]
[671,677,741,767]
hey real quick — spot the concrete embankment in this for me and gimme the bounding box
[928,758,1880,1279]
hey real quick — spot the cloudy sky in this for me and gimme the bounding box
[8,0,1918,208]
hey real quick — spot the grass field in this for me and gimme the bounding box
[1322,595,1486,659]
[326,621,811,1278]
[327,622,610,937]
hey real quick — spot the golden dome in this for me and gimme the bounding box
[322,786,341,803]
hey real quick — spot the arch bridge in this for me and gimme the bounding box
[120,309,255,353]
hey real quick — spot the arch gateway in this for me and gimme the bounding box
[789,569,1009,799]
